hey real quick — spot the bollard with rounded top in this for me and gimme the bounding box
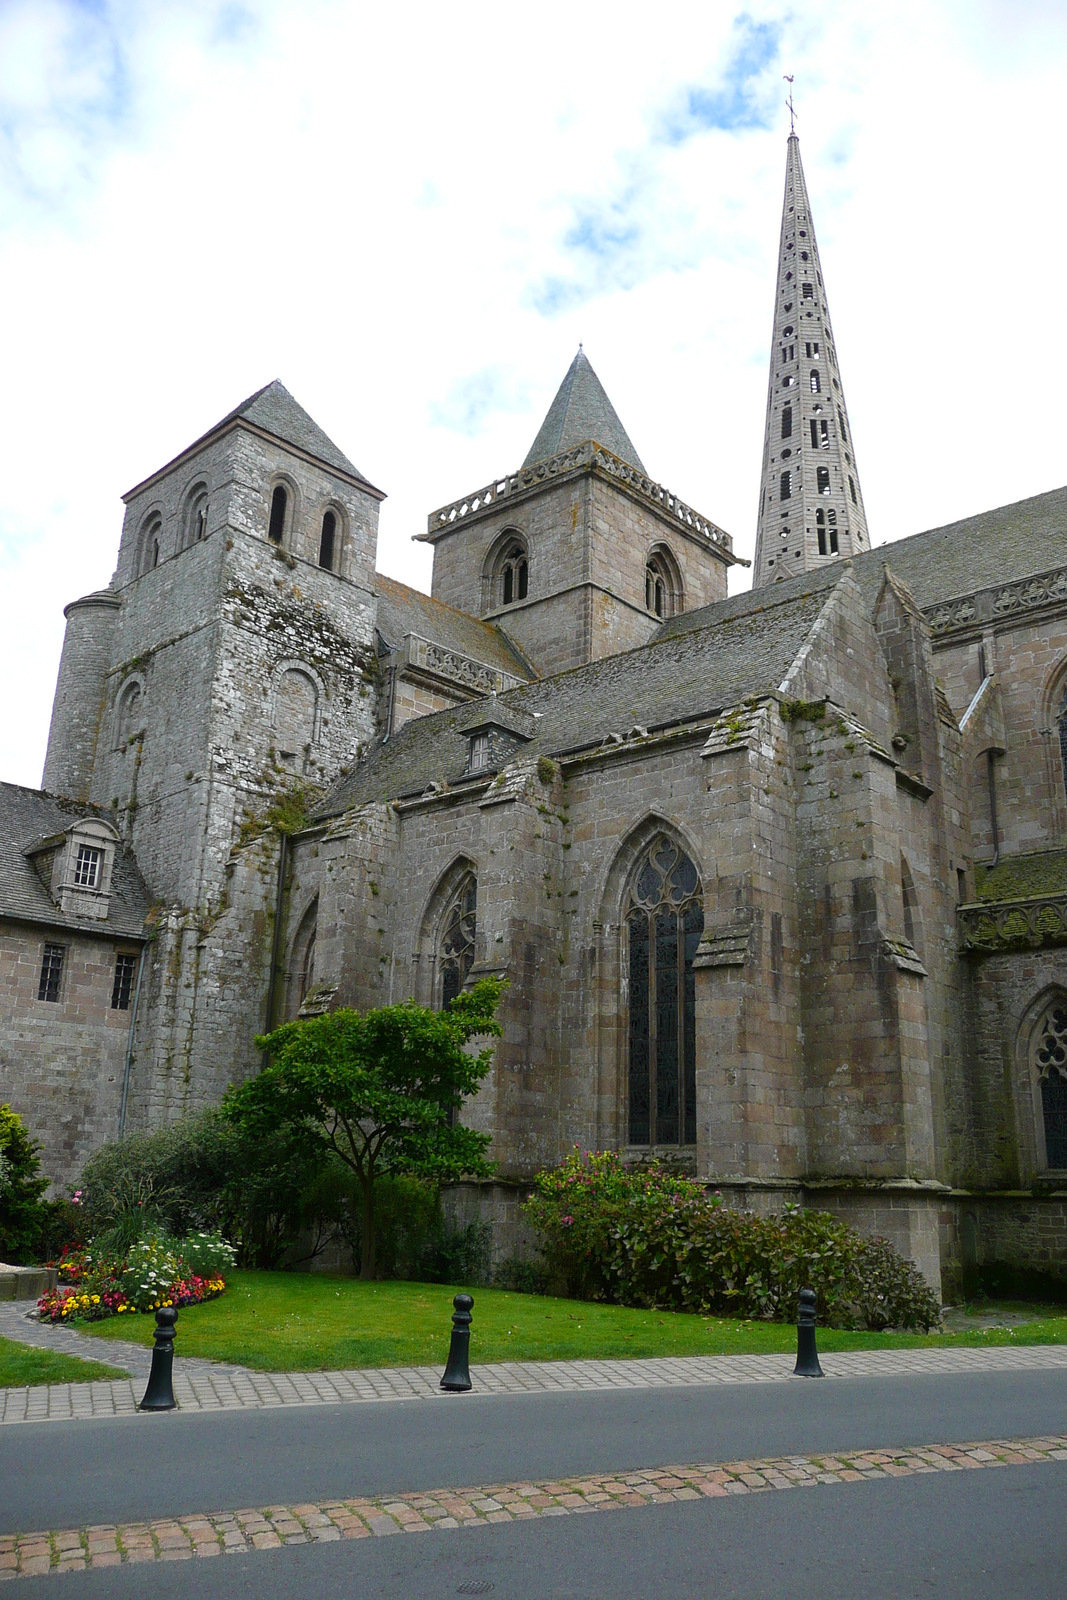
[793,1287,824,1377]
[440,1294,474,1392]
[139,1306,178,1410]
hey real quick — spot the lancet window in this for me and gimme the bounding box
[626,836,703,1147]
[440,875,477,1009]
[1033,1001,1067,1168]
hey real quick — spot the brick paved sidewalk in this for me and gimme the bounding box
[3,1432,1066,1579]
[2,1293,1067,1426]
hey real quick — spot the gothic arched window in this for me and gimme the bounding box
[627,836,703,1147]
[183,484,209,550]
[1033,1000,1067,1169]
[440,875,476,1009]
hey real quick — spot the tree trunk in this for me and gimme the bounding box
[359,1176,376,1280]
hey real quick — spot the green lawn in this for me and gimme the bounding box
[0,1334,129,1389]
[76,1271,1067,1373]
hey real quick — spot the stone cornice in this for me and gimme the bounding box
[926,562,1067,642]
[958,891,1067,954]
[419,440,740,564]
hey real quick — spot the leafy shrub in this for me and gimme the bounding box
[493,1254,556,1296]
[525,1151,942,1332]
[410,1219,493,1286]
[78,1109,322,1268]
[0,1106,50,1263]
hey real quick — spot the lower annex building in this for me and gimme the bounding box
[2,134,1066,1300]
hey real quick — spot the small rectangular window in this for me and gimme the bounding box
[837,407,847,441]
[802,283,814,299]
[819,419,829,449]
[816,465,831,495]
[73,844,102,888]
[38,944,64,1003]
[112,951,139,1011]
[849,475,858,504]
[469,733,490,772]
[781,406,792,439]
[780,471,792,501]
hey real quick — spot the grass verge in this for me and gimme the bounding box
[76,1271,1067,1373]
[0,1333,129,1389]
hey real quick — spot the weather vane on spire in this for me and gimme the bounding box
[784,75,797,135]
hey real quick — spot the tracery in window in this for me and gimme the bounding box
[440,875,477,1009]
[645,548,682,619]
[500,542,528,606]
[1033,1001,1067,1168]
[627,836,703,1147]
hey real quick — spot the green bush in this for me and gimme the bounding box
[525,1151,942,1332]
[78,1109,322,1268]
[0,1106,50,1263]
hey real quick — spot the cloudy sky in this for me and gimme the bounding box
[0,0,1063,786]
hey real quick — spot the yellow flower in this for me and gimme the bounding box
[91,1295,100,1304]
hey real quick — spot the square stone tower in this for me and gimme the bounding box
[418,352,742,676]
[42,382,386,1117]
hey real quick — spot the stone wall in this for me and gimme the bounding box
[0,921,138,1186]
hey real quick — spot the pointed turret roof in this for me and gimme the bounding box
[751,135,870,589]
[207,380,366,480]
[124,380,379,501]
[523,350,646,472]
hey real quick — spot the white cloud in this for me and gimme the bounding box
[0,0,1064,785]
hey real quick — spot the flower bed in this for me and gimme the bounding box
[37,1231,233,1325]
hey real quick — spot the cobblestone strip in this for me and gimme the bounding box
[4,1341,1067,1424]
[2,1435,1065,1579]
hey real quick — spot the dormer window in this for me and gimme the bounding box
[73,845,102,888]
[469,732,490,772]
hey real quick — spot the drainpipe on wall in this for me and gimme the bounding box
[263,831,289,1058]
[118,945,147,1137]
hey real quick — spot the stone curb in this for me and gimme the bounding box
[2,1434,1065,1578]
[4,1341,1067,1425]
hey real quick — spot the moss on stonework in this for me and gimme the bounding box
[975,851,1067,903]
[238,779,324,847]
[780,699,826,725]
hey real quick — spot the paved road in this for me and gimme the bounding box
[5,1367,1066,1533]
[25,1459,1067,1600]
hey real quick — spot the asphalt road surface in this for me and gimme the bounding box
[6,1369,1067,1531]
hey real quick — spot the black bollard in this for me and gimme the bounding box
[440,1294,474,1392]
[139,1306,179,1411]
[793,1287,824,1377]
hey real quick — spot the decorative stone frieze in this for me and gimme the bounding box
[405,634,523,697]
[926,564,1067,638]
[959,893,1067,954]
[425,440,734,555]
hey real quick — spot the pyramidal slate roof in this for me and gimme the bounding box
[523,351,647,472]
[195,381,368,482]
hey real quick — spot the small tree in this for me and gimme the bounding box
[227,979,503,1278]
[0,1105,50,1264]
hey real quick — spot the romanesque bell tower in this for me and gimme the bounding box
[751,134,870,587]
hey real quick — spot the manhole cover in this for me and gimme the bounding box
[457,1585,494,1595]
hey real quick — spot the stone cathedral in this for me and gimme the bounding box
[3,133,1067,1300]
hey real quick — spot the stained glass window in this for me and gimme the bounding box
[627,836,702,1146]
[1034,1002,1067,1169]
[441,875,477,1010]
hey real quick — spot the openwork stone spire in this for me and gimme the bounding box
[752,135,870,588]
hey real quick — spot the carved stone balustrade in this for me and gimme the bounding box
[958,893,1067,955]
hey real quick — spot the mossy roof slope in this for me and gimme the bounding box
[374,574,534,681]
[318,580,835,815]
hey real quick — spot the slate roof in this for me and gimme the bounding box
[375,573,534,681]
[0,784,154,939]
[319,580,834,815]
[523,351,647,473]
[655,484,1067,645]
[191,381,370,484]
